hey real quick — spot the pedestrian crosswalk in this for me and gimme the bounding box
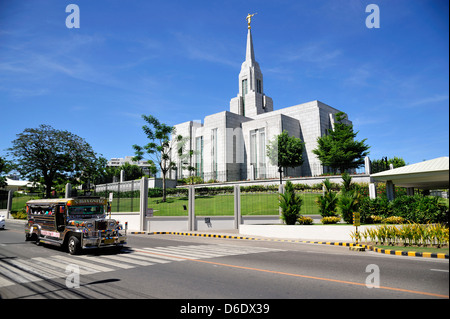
[0,244,285,288]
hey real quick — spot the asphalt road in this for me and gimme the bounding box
[1,220,448,307]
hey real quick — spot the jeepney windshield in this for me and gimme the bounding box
[68,205,104,216]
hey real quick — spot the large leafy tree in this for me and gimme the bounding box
[0,156,11,188]
[313,112,370,174]
[371,156,406,174]
[7,124,97,197]
[132,115,183,202]
[266,130,305,184]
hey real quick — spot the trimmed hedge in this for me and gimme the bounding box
[359,195,448,224]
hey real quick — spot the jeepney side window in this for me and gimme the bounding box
[30,207,42,215]
[30,207,53,215]
[56,205,66,226]
[68,205,104,215]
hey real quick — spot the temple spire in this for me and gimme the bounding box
[229,12,273,117]
[246,28,255,63]
[245,13,257,63]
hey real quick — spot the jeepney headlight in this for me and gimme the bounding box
[86,223,93,228]
[82,227,89,237]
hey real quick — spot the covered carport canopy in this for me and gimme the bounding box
[370,157,449,200]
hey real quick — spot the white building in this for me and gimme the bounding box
[1,177,35,192]
[107,156,153,169]
[171,22,352,182]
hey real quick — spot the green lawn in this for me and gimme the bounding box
[148,192,320,216]
[10,192,321,216]
[11,195,39,212]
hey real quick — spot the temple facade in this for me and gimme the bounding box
[171,22,351,182]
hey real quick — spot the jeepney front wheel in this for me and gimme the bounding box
[67,236,81,255]
[26,233,40,245]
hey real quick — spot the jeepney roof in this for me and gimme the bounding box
[26,197,106,206]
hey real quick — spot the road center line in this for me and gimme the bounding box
[137,249,449,299]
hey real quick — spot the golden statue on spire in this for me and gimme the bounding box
[246,13,257,29]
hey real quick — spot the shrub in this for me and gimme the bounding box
[241,185,278,193]
[358,195,448,224]
[360,223,449,247]
[375,182,407,198]
[391,195,448,224]
[339,193,360,224]
[358,197,392,222]
[321,216,341,224]
[179,176,204,185]
[316,179,339,217]
[297,216,313,225]
[339,173,361,224]
[279,181,303,225]
[366,215,383,224]
[12,208,27,219]
[383,216,405,224]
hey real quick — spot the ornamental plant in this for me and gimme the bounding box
[316,179,339,217]
[383,216,405,224]
[354,223,449,247]
[339,172,361,224]
[321,216,341,224]
[297,216,313,225]
[279,181,303,225]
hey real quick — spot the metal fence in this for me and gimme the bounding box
[0,190,8,210]
[93,181,140,213]
[153,186,322,217]
[189,164,366,183]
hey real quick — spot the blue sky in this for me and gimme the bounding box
[0,0,448,171]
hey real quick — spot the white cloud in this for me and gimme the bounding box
[410,94,449,107]
[172,32,240,68]
[282,43,341,65]
[343,64,372,87]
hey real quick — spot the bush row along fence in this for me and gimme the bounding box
[177,164,367,183]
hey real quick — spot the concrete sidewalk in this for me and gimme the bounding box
[131,229,449,259]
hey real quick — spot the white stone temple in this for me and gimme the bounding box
[171,17,352,182]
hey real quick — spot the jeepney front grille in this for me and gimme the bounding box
[96,220,107,231]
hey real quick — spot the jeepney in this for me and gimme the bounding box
[25,197,127,255]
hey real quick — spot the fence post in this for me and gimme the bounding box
[234,185,242,229]
[6,190,13,219]
[188,186,196,231]
[369,182,377,199]
[386,180,395,201]
[65,183,72,198]
[139,177,148,232]
[117,181,121,213]
[278,184,284,217]
[130,180,134,212]
[364,156,371,175]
